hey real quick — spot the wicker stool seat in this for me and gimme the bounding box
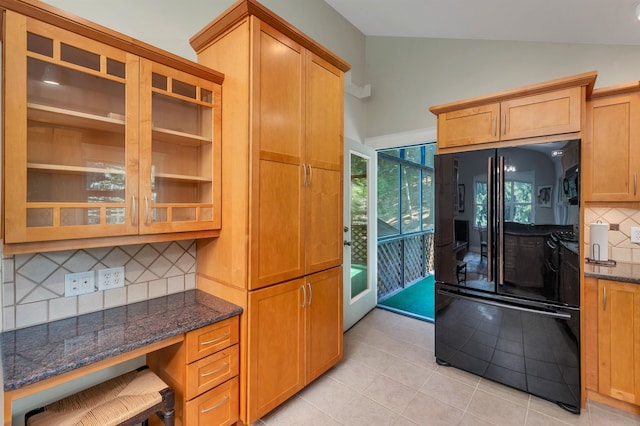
[25,366,174,426]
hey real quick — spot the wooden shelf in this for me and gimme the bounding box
[27,162,125,175]
[154,172,212,182]
[152,127,211,146]
[28,103,126,133]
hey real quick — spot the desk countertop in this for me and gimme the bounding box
[0,290,242,392]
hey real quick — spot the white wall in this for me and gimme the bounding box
[42,0,368,143]
[365,36,640,140]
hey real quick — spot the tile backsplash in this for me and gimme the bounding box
[2,240,196,330]
[584,207,640,263]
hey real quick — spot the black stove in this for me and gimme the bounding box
[551,230,578,243]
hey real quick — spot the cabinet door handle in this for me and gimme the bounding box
[131,196,137,225]
[603,286,607,311]
[308,164,313,187]
[302,164,307,187]
[301,285,307,308]
[201,395,228,413]
[307,283,312,306]
[502,113,507,135]
[144,196,150,225]
[201,333,228,346]
[635,173,637,196]
[493,116,497,137]
[200,362,229,377]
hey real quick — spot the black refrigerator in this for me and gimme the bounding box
[434,139,581,413]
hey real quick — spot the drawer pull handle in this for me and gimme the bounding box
[201,362,229,377]
[201,395,228,413]
[201,333,228,346]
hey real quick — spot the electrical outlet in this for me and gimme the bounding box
[65,271,96,297]
[97,266,125,291]
[632,227,640,244]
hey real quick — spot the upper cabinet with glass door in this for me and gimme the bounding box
[4,13,139,245]
[139,60,221,234]
[3,7,223,253]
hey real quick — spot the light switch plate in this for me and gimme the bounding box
[631,227,640,244]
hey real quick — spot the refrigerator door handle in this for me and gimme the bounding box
[498,156,505,286]
[487,156,493,282]
[437,288,573,320]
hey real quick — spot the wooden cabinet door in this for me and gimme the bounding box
[250,21,305,289]
[252,159,305,289]
[305,267,343,384]
[501,87,582,141]
[584,93,640,202]
[247,279,305,422]
[437,103,500,149]
[304,52,344,275]
[305,168,342,274]
[254,21,303,164]
[305,52,342,171]
[597,280,640,404]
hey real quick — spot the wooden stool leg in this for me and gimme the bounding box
[160,388,175,426]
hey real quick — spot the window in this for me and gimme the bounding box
[474,177,533,226]
[504,180,533,223]
[474,180,488,228]
[378,143,435,238]
[377,157,400,237]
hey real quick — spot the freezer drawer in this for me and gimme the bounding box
[435,284,580,413]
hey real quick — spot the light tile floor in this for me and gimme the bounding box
[256,308,640,425]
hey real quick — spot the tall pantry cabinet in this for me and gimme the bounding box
[190,1,351,424]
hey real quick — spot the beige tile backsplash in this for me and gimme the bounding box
[2,240,197,330]
[584,207,640,263]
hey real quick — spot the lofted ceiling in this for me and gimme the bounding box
[324,0,640,45]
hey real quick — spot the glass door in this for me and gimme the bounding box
[139,59,221,234]
[343,139,377,331]
[4,15,139,243]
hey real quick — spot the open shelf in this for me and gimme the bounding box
[27,162,126,175]
[152,127,211,146]
[154,172,212,182]
[28,103,125,133]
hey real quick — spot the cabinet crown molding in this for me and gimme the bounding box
[429,70,597,115]
[189,0,351,73]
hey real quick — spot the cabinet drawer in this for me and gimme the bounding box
[186,344,239,399]
[185,377,239,426]
[186,316,239,363]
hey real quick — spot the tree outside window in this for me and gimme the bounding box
[474,179,533,226]
[378,143,435,238]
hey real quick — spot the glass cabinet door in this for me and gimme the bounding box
[4,14,139,243]
[139,59,221,233]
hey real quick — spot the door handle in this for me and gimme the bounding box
[487,156,493,282]
[498,156,505,285]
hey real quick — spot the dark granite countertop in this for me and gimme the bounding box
[0,289,242,392]
[584,262,640,284]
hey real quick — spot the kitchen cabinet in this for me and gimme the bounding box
[597,279,640,405]
[148,316,240,426]
[248,267,342,421]
[3,6,222,252]
[430,72,596,151]
[191,1,349,424]
[583,84,640,202]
